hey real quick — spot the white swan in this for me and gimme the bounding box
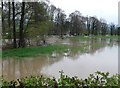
[63,49,70,56]
[51,51,57,58]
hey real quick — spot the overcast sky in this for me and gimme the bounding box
[50,0,119,25]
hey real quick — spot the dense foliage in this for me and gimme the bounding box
[1,71,119,87]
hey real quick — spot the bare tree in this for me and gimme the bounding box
[1,0,5,35]
[19,2,25,47]
[8,1,11,38]
[12,2,17,48]
[69,11,83,36]
[110,23,115,36]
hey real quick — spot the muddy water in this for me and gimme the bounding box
[1,38,119,80]
[41,45,118,79]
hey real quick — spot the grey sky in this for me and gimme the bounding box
[118,1,120,27]
[50,0,119,25]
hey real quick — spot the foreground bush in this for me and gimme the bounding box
[1,71,119,88]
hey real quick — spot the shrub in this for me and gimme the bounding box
[1,71,119,87]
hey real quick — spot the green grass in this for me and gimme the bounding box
[69,35,119,41]
[92,35,119,39]
[2,43,105,58]
[0,51,2,58]
[2,45,66,58]
[2,44,87,58]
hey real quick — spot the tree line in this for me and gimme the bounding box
[1,0,120,48]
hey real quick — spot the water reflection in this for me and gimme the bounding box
[1,38,118,80]
[42,45,118,79]
[2,56,63,81]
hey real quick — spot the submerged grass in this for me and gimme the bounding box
[69,35,119,41]
[2,35,118,58]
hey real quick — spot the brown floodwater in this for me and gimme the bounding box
[1,38,119,80]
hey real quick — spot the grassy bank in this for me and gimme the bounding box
[2,44,88,58]
[1,71,119,87]
[2,44,67,58]
[69,35,119,41]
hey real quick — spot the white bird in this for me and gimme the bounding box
[51,51,57,58]
[63,49,70,56]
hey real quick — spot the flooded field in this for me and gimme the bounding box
[1,38,119,80]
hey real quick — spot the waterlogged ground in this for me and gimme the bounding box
[1,37,119,81]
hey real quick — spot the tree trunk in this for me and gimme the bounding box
[86,18,90,35]
[19,2,25,48]
[8,1,11,38]
[1,1,5,35]
[12,2,17,48]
